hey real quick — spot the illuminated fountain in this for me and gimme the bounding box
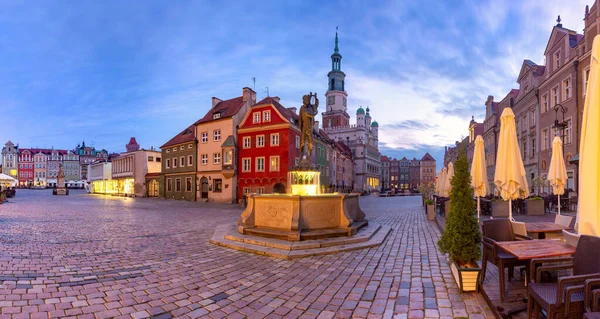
[212,93,389,258]
[237,93,368,241]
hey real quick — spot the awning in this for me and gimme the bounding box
[569,153,579,164]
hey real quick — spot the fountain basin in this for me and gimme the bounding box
[238,193,367,241]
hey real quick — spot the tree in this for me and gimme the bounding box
[437,144,481,267]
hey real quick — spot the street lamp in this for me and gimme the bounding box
[552,103,568,156]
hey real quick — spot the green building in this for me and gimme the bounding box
[160,125,197,201]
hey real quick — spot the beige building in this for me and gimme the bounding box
[194,87,256,203]
[111,138,161,197]
[419,153,436,185]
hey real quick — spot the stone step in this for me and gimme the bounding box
[211,223,391,260]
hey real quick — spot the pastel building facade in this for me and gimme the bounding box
[88,161,115,194]
[111,138,161,197]
[161,125,197,201]
[1,141,18,181]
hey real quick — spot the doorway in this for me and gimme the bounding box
[201,177,209,199]
[147,179,158,197]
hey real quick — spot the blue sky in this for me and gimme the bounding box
[0,0,591,170]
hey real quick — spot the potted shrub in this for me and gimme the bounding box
[418,182,435,210]
[438,144,481,292]
[526,196,545,215]
[426,199,435,221]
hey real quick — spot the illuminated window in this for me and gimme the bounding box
[256,157,265,172]
[256,135,265,147]
[253,112,261,123]
[270,134,279,146]
[223,149,233,165]
[270,156,280,172]
[243,137,251,148]
[263,110,271,122]
[213,179,222,193]
[242,158,251,172]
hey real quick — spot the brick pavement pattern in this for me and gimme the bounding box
[0,190,495,318]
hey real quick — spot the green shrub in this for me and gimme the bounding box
[425,199,433,205]
[437,143,481,267]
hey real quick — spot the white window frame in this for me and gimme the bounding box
[173,157,178,168]
[186,177,192,192]
[542,128,548,151]
[584,67,591,97]
[253,112,261,124]
[243,136,251,149]
[257,187,265,194]
[201,154,208,165]
[201,132,208,143]
[242,158,251,172]
[167,178,172,192]
[270,133,279,146]
[555,51,561,70]
[166,158,171,169]
[180,156,185,167]
[213,129,221,141]
[213,152,221,165]
[243,187,251,194]
[263,110,271,122]
[564,117,573,145]
[552,86,559,107]
[530,110,535,126]
[256,157,265,172]
[188,155,193,166]
[256,135,265,147]
[563,77,572,101]
[270,156,280,172]
[295,136,300,149]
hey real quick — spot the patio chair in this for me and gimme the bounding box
[527,235,600,319]
[511,221,528,237]
[563,230,581,247]
[583,278,600,318]
[545,215,574,241]
[481,219,532,301]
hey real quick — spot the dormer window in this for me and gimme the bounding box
[213,113,221,119]
[253,112,261,124]
[263,110,271,122]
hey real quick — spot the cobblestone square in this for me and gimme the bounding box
[0,190,494,318]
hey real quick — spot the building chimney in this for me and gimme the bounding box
[314,121,320,131]
[287,107,297,114]
[212,97,222,108]
[242,87,256,106]
[272,96,280,103]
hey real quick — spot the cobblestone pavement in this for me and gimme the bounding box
[0,190,495,319]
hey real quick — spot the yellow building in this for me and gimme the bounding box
[111,138,161,197]
[194,87,256,203]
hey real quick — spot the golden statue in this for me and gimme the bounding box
[299,92,319,162]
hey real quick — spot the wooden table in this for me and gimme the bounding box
[495,239,576,260]
[526,222,572,239]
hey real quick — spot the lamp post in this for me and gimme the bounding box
[552,103,568,156]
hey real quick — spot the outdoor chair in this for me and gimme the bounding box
[511,221,528,237]
[527,235,600,319]
[544,215,574,241]
[583,278,600,318]
[481,219,532,301]
[563,230,581,247]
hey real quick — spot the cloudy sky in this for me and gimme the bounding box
[0,0,591,169]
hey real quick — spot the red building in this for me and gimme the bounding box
[237,97,300,198]
[18,149,34,187]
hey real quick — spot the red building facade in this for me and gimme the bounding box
[237,97,301,199]
[18,149,34,187]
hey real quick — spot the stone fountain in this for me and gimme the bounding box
[211,93,390,259]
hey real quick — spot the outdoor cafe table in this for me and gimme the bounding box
[526,222,572,239]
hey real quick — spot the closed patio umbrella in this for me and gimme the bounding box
[547,136,568,215]
[494,107,529,221]
[577,35,600,236]
[438,167,447,197]
[471,135,488,221]
[443,162,454,197]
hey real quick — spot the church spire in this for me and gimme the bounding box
[334,26,339,54]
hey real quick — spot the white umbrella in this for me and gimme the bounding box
[471,135,488,221]
[444,162,454,197]
[547,136,568,215]
[438,167,447,197]
[576,35,600,236]
[494,107,529,221]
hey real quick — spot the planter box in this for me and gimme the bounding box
[427,204,435,221]
[526,199,545,215]
[450,261,480,292]
[491,200,509,218]
[444,200,451,216]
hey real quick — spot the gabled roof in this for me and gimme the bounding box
[381,155,389,161]
[161,125,196,149]
[544,25,581,55]
[421,153,435,161]
[518,60,539,82]
[569,34,584,48]
[254,97,299,121]
[401,156,408,161]
[194,96,244,125]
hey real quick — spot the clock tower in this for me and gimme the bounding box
[322,29,350,129]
